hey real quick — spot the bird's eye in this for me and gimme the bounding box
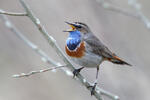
[77,25,82,28]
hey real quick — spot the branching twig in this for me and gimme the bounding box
[0,0,120,99]
[96,0,150,29]
[0,14,73,78]
[0,9,27,16]
[0,15,60,66]
[128,0,150,29]
[19,0,105,100]
[96,0,139,18]
[12,65,65,78]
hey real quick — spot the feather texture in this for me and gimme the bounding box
[65,42,85,58]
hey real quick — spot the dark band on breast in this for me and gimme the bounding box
[65,42,85,58]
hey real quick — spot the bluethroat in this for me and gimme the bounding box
[64,22,131,95]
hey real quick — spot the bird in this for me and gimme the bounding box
[64,21,131,95]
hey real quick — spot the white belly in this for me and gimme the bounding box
[70,52,103,68]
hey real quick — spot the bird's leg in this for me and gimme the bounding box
[88,66,99,95]
[73,67,84,78]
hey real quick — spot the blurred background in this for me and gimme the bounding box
[0,0,150,100]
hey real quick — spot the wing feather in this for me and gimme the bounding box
[83,34,114,59]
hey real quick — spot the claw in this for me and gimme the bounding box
[73,69,79,78]
[88,83,97,96]
[73,67,84,78]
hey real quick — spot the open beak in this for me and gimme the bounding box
[63,21,76,32]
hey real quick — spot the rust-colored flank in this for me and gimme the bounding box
[65,42,85,58]
[106,54,122,62]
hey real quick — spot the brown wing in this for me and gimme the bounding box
[84,34,131,66]
[83,34,114,59]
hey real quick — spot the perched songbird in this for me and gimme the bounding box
[64,22,131,95]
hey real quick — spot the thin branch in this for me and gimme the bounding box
[19,0,119,100]
[127,0,150,29]
[0,9,27,16]
[0,14,73,78]
[1,14,74,78]
[18,1,102,100]
[12,65,65,78]
[0,15,59,66]
[0,1,119,100]
[96,0,150,30]
[96,0,139,18]
[98,88,119,100]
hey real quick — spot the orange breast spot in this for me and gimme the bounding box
[65,42,85,58]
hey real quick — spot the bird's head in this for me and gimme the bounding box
[64,22,91,34]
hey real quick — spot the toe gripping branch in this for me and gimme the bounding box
[73,67,84,78]
[88,82,97,95]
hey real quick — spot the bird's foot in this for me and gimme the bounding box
[88,82,97,96]
[73,67,84,78]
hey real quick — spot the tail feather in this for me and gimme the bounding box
[110,55,132,66]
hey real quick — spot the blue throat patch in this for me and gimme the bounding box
[66,30,81,50]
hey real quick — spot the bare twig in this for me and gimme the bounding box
[19,0,105,100]
[12,65,65,78]
[0,15,59,66]
[0,14,72,78]
[96,0,150,29]
[96,0,139,18]
[128,0,150,29]
[98,87,119,100]
[0,9,27,16]
[0,0,120,99]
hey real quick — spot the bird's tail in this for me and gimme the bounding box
[110,55,132,66]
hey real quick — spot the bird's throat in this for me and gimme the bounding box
[66,38,81,50]
[66,30,81,51]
